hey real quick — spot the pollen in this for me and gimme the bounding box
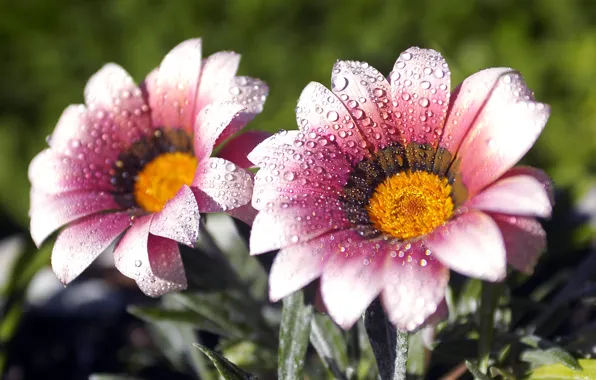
[134,152,197,213]
[366,170,453,240]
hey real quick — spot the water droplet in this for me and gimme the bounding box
[401,52,412,61]
[135,260,142,267]
[421,81,431,90]
[419,98,430,107]
[332,76,349,91]
[326,111,339,122]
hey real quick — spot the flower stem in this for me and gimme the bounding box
[478,280,502,374]
[364,299,409,380]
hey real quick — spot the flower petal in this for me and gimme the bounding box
[250,131,352,208]
[425,211,506,281]
[29,149,113,194]
[268,234,334,302]
[320,231,386,329]
[491,213,546,274]
[136,235,187,297]
[150,185,200,247]
[193,102,246,161]
[30,190,120,247]
[214,76,269,146]
[227,203,259,226]
[52,212,131,284]
[145,38,203,133]
[48,105,121,167]
[440,68,511,153]
[330,60,398,149]
[193,157,253,212]
[296,82,371,164]
[113,214,187,296]
[451,70,550,196]
[381,241,450,331]
[217,130,271,168]
[83,63,152,144]
[196,51,241,110]
[501,166,554,205]
[466,174,552,218]
[250,197,350,255]
[389,47,451,146]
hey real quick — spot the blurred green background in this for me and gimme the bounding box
[2,0,596,232]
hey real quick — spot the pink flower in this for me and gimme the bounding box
[29,39,269,297]
[249,47,552,330]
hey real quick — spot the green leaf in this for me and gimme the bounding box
[407,330,427,378]
[520,335,581,371]
[465,360,493,380]
[309,313,348,379]
[194,343,258,380]
[527,359,596,380]
[489,366,516,380]
[170,292,271,343]
[127,305,229,337]
[219,339,277,373]
[278,291,313,380]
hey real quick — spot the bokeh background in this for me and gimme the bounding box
[2,0,596,378]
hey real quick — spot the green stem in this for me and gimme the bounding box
[478,281,502,374]
[364,299,409,380]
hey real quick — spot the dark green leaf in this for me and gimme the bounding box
[520,335,581,371]
[278,291,313,380]
[465,360,493,380]
[363,299,408,380]
[127,305,229,337]
[194,343,258,380]
[528,359,596,379]
[489,366,516,380]
[309,313,348,379]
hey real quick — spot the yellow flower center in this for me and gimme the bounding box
[134,152,197,213]
[366,170,453,240]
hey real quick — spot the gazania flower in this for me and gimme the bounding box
[249,47,552,330]
[29,39,268,296]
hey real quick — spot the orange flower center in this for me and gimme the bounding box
[134,152,197,212]
[366,170,453,240]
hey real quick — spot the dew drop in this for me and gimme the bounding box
[332,76,349,91]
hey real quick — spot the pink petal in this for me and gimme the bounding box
[192,157,253,212]
[83,63,152,144]
[268,233,334,302]
[466,173,552,218]
[196,51,241,111]
[491,213,546,274]
[250,131,352,208]
[381,240,450,331]
[424,211,507,281]
[145,38,203,133]
[48,105,121,167]
[193,103,246,161]
[450,70,550,196]
[330,60,398,150]
[227,203,259,226]
[296,82,371,164]
[250,197,350,255]
[113,214,187,296]
[501,166,554,205]
[29,149,113,194]
[52,212,131,284]
[320,231,386,329]
[441,68,512,153]
[30,190,120,247]
[213,76,269,146]
[137,234,187,297]
[114,214,153,279]
[150,185,200,247]
[216,130,271,168]
[389,47,451,146]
